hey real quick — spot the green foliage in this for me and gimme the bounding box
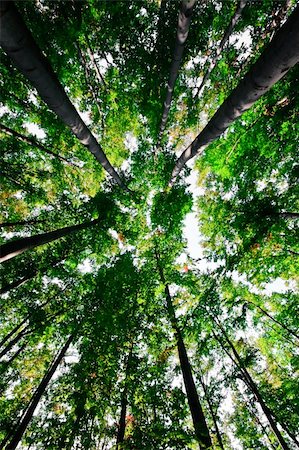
[0,1,298,448]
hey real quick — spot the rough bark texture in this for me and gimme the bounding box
[0,219,99,263]
[171,4,299,182]
[0,1,126,188]
[4,334,73,450]
[154,250,212,449]
[194,0,248,98]
[158,0,196,141]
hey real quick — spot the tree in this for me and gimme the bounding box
[2,334,74,450]
[155,249,212,449]
[0,1,298,448]
[0,219,100,263]
[171,4,299,181]
[0,1,126,189]
[158,0,196,142]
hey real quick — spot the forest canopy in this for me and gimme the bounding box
[0,1,298,449]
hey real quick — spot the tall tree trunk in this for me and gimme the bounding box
[212,322,290,450]
[154,250,212,449]
[171,4,299,182]
[0,1,127,189]
[84,34,107,87]
[3,334,74,450]
[0,317,28,349]
[0,123,76,166]
[158,0,196,142]
[194,0,248,98]
[245,300,299,341]
[198,375,225,450]
[116,388,127,448]
[0,326,29,359]
[0,219,99,263]
[116,344,133,448]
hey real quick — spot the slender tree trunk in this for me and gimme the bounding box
[0,219,99,263]
[0,1,127,189]
[3,343,27,368]
[0,123,76,166]
[116,388,127,448]
[116,344,133,448]
[0,326,29,359]
[171,4,299,182]
[198,375,225,450]
[84,35,107,87]
[158,0,196,141]
[3,334,74,450]
[212,322,290,450]
[154,250,212,449]
[194,0,248,98]
[245,300,299,341]
[0,317,28,348]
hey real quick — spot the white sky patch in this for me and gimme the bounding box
[230,27,253,60]
[25,122,46,140]
[124,132,138,153]
[78,258,93,274]
[0,106,9,117]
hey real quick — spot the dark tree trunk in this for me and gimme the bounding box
[212,322,290,450]
[116,389,127,447]
[194,0,248,98]
[171,4,299,182]
[154,250,212,449]
[158,0,196,141]
[0,219,99,263]
[0,123,75,166]
[84,34,107,87]
[4,334,74,450]
[198,375,225,450]
[245,300,299,341]
[0,326,29,359]
[0,1,126,189]
[0,317,28,349]
[116,344,133,447]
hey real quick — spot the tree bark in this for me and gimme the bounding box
[0,326,29,359]
[4,334,74,450]
[116,389,127,447]
[171,4,299,182]
[194,0,248,99]
[198,375,225,450]
[0,317,28,349]
[245,300,299,341]
[0,1,127,189]
[158,0,196,142]
[116,344,133,448]
[212,322,290,450]
[0,123,76,166]
[0,219,99,263]
[154,250,212,449]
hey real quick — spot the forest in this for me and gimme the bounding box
[0,0,298,448]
